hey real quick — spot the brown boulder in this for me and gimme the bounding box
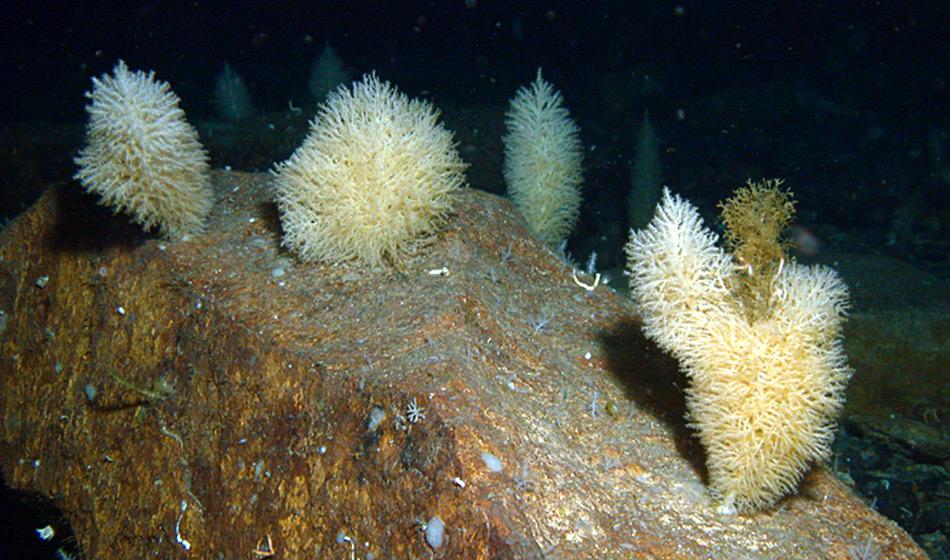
[0,172,925,558]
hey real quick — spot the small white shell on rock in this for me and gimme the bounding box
[425,516,444,549]
[481,452,503,473]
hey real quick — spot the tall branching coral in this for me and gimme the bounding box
[625,182,852,513]
[503,69,584,248]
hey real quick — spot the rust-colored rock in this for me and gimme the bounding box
[0,172,925,559]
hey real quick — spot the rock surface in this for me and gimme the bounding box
[834,252,950,419]
[0,172,926,559]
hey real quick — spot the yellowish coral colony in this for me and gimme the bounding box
[625,185,852,512]
[273,73,467,267]
[74,59,852,513]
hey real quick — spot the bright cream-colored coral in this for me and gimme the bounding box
[503,69,583,248]
[274,72,467,267]
[74,60,212,239]
[625,187,852,512]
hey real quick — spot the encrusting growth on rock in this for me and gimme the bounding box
[625,182,853,513]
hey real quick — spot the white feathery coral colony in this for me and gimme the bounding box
[273,72,468,267]
[74,60,212,240]
[503,69,584,248]
[625,186,852,512]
